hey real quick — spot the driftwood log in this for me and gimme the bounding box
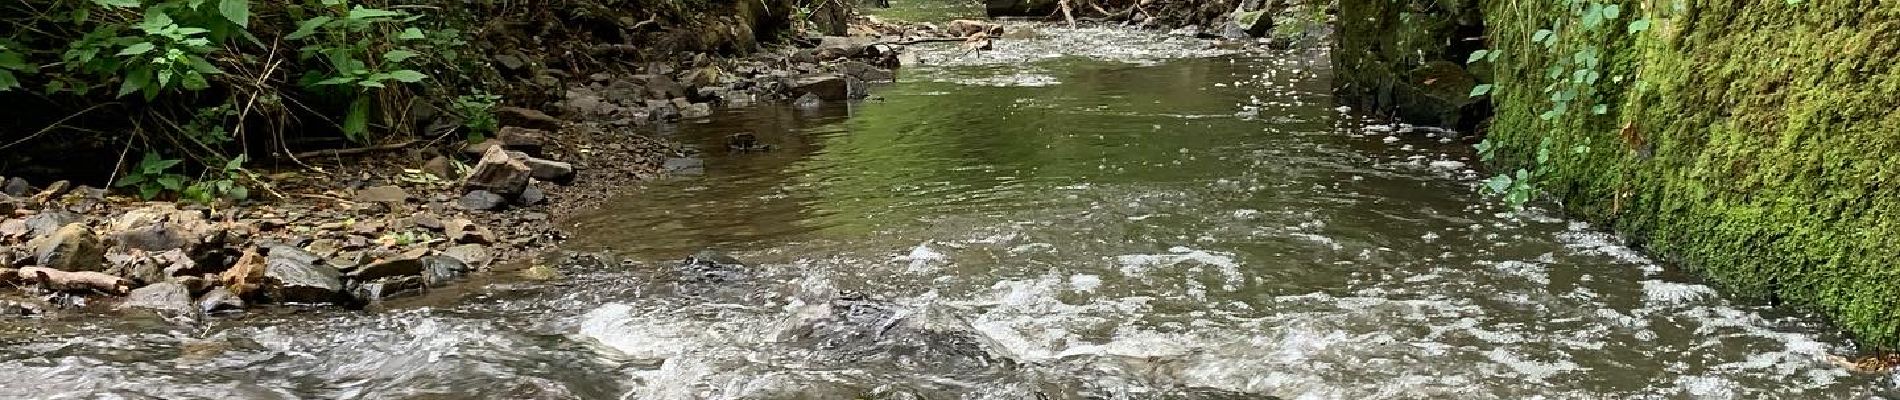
[16,267,131,295]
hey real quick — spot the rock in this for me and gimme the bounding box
[642,75,687,100]
[463,146,532,196]
[219,248,267,297]
[462,139,505,156]
[444,219,495,244]
[103,250,169,285]
[675,250,749,285]
[352,185,411,204]
[662,157,705,175]
[495,107,562,131]
[493,53,527,70]
[198,287,245,314]
[263,247,345,303]
[794,93,824,109]
[1,177,29,197]
[0,219,30,240]
[523,157,576,182]
[22,211,79,238]
[31,180,70,204]
[411,214,445,231]
[793,75,855,101]
[946,19,1004,36]
[841,61,896,83]
[496,127,549,154]
[518,185,548,205]
[680,102,712,118]
[458,190,507,211]
[120,282,192,314]
[815,36,877,59]
[31,223,105,272]
[1228,10,1273,38]
[104,206,220,253]
[442,244,493,268]
[349,255,424,281]
[420,256,469,287]
[645,99,681,121]
[518,264,563,281]
[349,276,424,302]
[422,156,457,180]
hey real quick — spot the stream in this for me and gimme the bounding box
[1,20,1896,400]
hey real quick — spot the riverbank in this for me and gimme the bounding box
[0,11,1005,316]
[1332,0,1900,349]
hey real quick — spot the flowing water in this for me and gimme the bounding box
[2,25,1897,400]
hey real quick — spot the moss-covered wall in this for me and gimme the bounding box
[1340,0,1900,346]
[1331,0,1489,130]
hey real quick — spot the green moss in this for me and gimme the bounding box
[1475,0,1900,346]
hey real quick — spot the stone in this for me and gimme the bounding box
[462,139,505,156]
[349,276,424,302]
[411,214,445,230]
[31,223,105,271]
[1228,10,1273,38]
[458,190,507,211]
[794,93,824,110]
[662,157,705,175]
[518,185,548,205]
[349,254,424,281]
[353,185,411,204]
[523,157,576,182]
[198,287,245,314]
[120,282,193,314]
[680,102,712,118]
[463,146,532,196]
[793,75,855,101]
[105,206,220,253]
[493,53,527,70]
[422,156,457,180]
[22,211,79,238]
[444,219,494,244]
[1,177,29,197]
[642,75,687,100]
[945,19,1003,36]
[496,127,549,154]
[420,256,469,287]
[518,264,563,281]
[263,247,345,303]
[841,61,896,83]
[442,244,493,268]
[495,107,562,131]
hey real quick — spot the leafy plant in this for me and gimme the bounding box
[180,154,251,203]
[116,152,187,199]
[287,1,433,142]
[451,93,501,142]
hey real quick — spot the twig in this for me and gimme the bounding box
[288,140,420,159]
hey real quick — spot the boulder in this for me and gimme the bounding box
[463,146,532,196]
[349,255,424,281]
[349,276,424,302]
[1,177,29,197]
[105,206,220,253]
[518,185,548,205]
[263,247,345,303]
[523,157,576,182]
[22,212,79,238]
[120,282,192,314]
[841,61,896,83]
[495,107,563,131]
[31,223,105,271]
[793,75,857,101]
[945,19,1004,36]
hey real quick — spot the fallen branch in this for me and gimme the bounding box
[289,140,419,159]
[17,267,131,295]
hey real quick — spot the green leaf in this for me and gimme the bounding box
[344,95,370,141]
[1628,18,1652,34]
[382,49,418,63]
[140,7,174,32]
[0,71,15,91]
[92,0,139,7]
[1484,175,1513,194]
[118,67,152,97]
[1603,4,1621,19]
[157,176,184,191]
[115,174,144,187]
[1592,103,1609,115]
[219,0,250,27]
[1487,49,1502,62]
[181,72,209,90]
[288,16,332,40]
[315,76,355,86]
[186,55,222,74]
[1466,49,1489,64]
[119,42,157,56]
[384,69,426,83]
[1532,29,1553,43]
[228,185,249,200]
[225,154,246,170]
[1468,83,1493,97]
[398,28,426,40]
[0,51,28,70]
[140,186,161,200]
[347,7,403,20]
